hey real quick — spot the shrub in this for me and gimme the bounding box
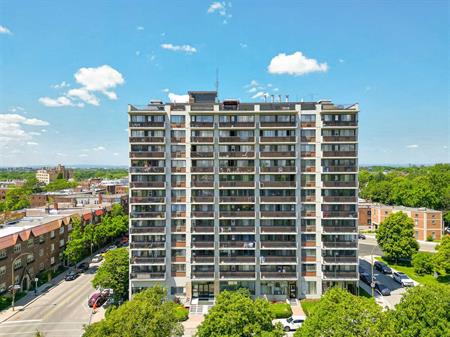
[269,302,292,319]
[412,252,433,275]
[300,300,319,317]
[426,235,434,242]
[174,305,189,322]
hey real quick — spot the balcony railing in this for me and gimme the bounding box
[301,195,316,202]
[260,196,295,203]
[219,241,256,248]
[322,212,358,218]
[170,123,185,128]
[323,241,358,249]
[300,122,316,127]
[130,242,165,249]
[171,167,186,173]
[219,136,255,143]
[129,152,165,158]
[260,136,296,143]
[220,196,255,203]
[323,271,358,279]
[301,181,316,187]
[190,122,214,128]
[130,196,165,203]
[300,226,316,233]
[220,211,255,217]
[191,136,214,143]
[260,211,296,218]
[260,226,296,233]
[322,136,357,142]
[260,151,296,158]
[260,181,296,188]
[192,211,214,218]
[219,181,254,188]
[171,137,186,143]
[171,196,187,203]
[171,152,186,158]
[323,196,357,202]
[171,212,186,218]
[260,241,296,248]
[129,122,164,128]
[219,152,255,158]
[130,227,165,234]
[132,257,165,264]
[260,256,296,263]
[191,271,215,279]
[322,121,357,127]
[322,181,357,188]
[260,122,296,128]
[129,136,164,143]
[323,166,357,173]
[192,196,214,203]
[322,226,357,233]
[301,211,316,217]
[130,272,166,280]
[219,166,254,173]
[323,151,357,157]
[301,152,316,158]
[191,167,214,173]
[260,166,296,173]
[130,167,165,174]
[261,272,297,279]
[192,226,215,233]
[130,212,165,218]
[192,256,215,263]
[301,166,316,172]
[219,226,255,233]
[219,122,255,128]
[220,256,255,263]
[191,152,214,158]
[301,271,316,277]
[323,256,358,264]
[171,181,186,188]
[220,271,256,278]
[171,226,186,232]
[300,136,316,142]
[191,181,214,188]
[301,241,316,247]
[192,241,215,248]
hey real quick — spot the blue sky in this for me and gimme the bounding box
[0,0,448,167]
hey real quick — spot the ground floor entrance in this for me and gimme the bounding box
[192,282,214,300]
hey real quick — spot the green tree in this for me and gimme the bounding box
[196,289,284,337]
[44,179,77,192]
[411,252,433,275]
[83,286,183,337]
[376,212,419,262]
[110,204,125,217]
[388,284,450,337]
[64,218,86,265]
[294,288,390,337]
[433,235,450,275]
[92,248,129,301]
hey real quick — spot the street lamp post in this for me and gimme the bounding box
[370,245,377,298]
[11,253,32,311]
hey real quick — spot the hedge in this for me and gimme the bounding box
[269,302,292,319]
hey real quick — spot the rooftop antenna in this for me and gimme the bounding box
[215,68,219,102]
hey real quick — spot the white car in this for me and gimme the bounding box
[393,272,414,287]
[91,254,103,263]
[273,315,306,332]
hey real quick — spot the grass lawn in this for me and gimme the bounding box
[376,257,450,286]
[300,299,319,316]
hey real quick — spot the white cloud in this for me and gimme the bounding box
[23,118,49,126]
[0,114,49,146]
[79,153,88,158]
[93,146,106,151]
[136,26,144,31]
[162,88,170,93]
[161,43,197,54]
[38,96,75,107]
[168,93,189,103]
[41,129,47,133]
[52,81,70,89]
[248,87,257,93]
[268,51,328,76]
[406,144,419,149]
[208,2,225,13]
[67,88,100,106]
[27,141,38,146]
[0,25,12,35]
[113,152,119,156]
[29,132,41,136]
[9,106,25,113]
[251,91,268,99]
[207,2,232,23]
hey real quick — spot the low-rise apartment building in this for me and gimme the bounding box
[358,202,443,240]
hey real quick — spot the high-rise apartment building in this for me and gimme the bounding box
[128,91,359,301]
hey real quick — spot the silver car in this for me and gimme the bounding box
[393,272,414,287]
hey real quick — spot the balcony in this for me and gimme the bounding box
[171,196,187,203]
[260,211,296,218]
[171,241,186,248]
[192,271,215,279]
[323,151,357,157]
[192,241,215,249]
[129,152,165,158]
[300,122,315,127]
[191,181,214,188]
[323,166,357,173]
[219,152,255,158]
[192,211,214,218]
[191,136,214,143]
[171,152,186,158]
[190,122,214,128]
[302,256,317,262]
[171,137,186,143]
[301,181,316,188]
[192,226,215,233]
[300,226,316,233]
[219,241,256,249]
[192,256,215,264]
[300,136,316,142]
[260,196,295,203]
[220,256,255,264]
[219,136,255,143]
[260,151,296,158]
[261,272,297,279]
[301,195,316,202]
[170,123,185,128]
[130,272,166,280]
[301,211,316,217]
[323,256,358,264]
[219,226,255,233]
[191,167,214,173]
[322,136,357,142]
[323,196,357,202]
[130,167,165,174]
[322,212,358,218]
[130,196,165,203]
[220,196,255,203]
[260,181,296,188]
[129,122,164,128]
[191,152,214,158]
[260,241,296,249]
[220,271,256,279]
[220,211,255,218]
[301,241,316,247]
[323,241,358,249]
[300,152,316,158]
[260,136,296,143]
[322,226,357,233]
[322,181,357,188]
[129,136,164,143]
[322,121,357,127]
[323,271,358,279]
[260,166,296,173]
[130,227,165,234]
[219,181,254,188]
[130,212,165,219]
[261,256,296,263]
[132,257,165,264]
[260,122,296,128]
[171,212,186,218]
[130,242,165,249]
[192,196,214,203]
[219,166,254,173]
[219,122,255,128]
[301,166,316,172]
[171,181,186,188]
[171,226,186,232]
[301,271,316,277]
[260,226,296,233]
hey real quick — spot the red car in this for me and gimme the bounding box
[88,292,107,308]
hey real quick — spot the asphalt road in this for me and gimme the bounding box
[0,264,104,337]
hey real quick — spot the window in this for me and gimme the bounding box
[0,266,6,277]
[170,287,185,295]
[59,227,64,234]
[39,236,45,244]
[59,239,65,248]
[0,282,6,293]
[50,231,55,239]
[68,224,72,231]
[0,249,6,259]
[14,244,21,253]
[28,239,34,247]
[50,257,55,265]
[13,259,22,270]
[27,254,34,263]
[51,243,55,252]
[39,263,44,271]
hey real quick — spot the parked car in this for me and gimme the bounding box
[91,254,103,263]
[393,272,415,287]
[358,234,366,240]
[359,272,372,285]
[76,262,90,272]
[88,292,108,308]
[374,261,392,274]
[65,271,79,281]
[273,315,306,331]
[374,281,391,296]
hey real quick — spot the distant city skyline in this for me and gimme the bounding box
[0,0,449,166]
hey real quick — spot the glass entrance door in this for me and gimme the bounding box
[193,282,214,300]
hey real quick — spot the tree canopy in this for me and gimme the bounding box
[82,286,183,337]
[196,289,284,337]
[376,211,419,261]
[433,235,450,275]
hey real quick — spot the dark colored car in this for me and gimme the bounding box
[374,282,391,296]
[358,234,366,240]
[77,262,90,272]
[88,293,108,308]
[65,271,79,281]
[374,261,392,274]
[359,272,371,285]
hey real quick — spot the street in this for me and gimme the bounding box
[0,263,104,337]
[359,234,438,253]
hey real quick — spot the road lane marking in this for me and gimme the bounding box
[1,319,42,324]
[0,329,83,336]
